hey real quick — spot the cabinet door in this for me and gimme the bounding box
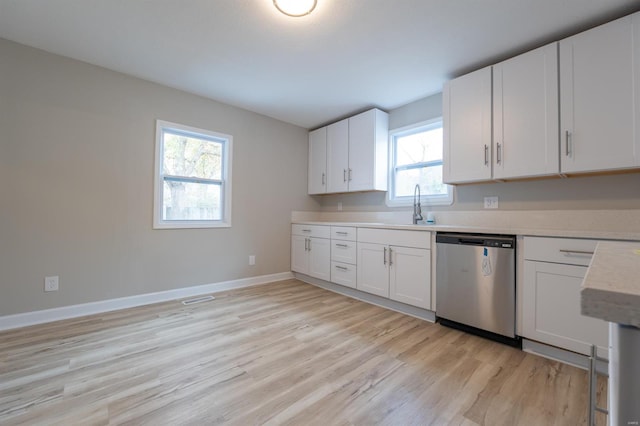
[308,237,330,281]
[443,66,493,184]
[389,246,431,309]
[523,260,609,357]
[326,119,349,193]
[493,43,559,179]
[308,127,327,194]
[357,242,389,297]
[560,14,640,173]
[348,109,388,192]
[291,235,309,274]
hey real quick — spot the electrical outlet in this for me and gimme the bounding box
[484,196,499,209]
[44,276,59,292]
[249,255,256,266]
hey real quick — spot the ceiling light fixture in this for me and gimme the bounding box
[273,0,317,17]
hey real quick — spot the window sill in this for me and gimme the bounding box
[385,194,454,208]
[153,220,231,229]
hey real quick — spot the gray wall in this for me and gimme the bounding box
[0,39,319,316]
[315,93,640,212]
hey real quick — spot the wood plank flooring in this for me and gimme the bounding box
[0,279,607,425]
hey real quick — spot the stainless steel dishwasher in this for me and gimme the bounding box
[436,233,519,347]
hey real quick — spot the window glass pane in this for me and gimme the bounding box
[162,131,222,179]
[395,127,443,167]
[163,180,221,221]
[394,165,448,197]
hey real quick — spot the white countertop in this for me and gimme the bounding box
[292,221,640,241]
[581,241,640,328]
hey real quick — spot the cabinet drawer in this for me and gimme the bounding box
[331,226,356,241]
[331,261,357,288]
[357,228,430,249]
[524,236,599,266]
[331,240,357,264]
[292,224,330,238]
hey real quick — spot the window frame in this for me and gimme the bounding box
[386,118,454,207]
[153,119,233,229]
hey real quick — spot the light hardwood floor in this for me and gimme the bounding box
[0,279,607,425]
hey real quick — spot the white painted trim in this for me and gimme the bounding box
[0,272,293,332]
[153,119,233,229]
[386,118,454,208]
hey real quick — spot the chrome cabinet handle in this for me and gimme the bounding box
[389,248,393,266]
[559,249,594,256]
[484,144,489,166]
[304,238,308,251]
[321,172,325,185]
[308,239,311,251]
[335,265,348,271]
[343,169,347,182]
[383,247,387,265]
[335,243,348,248]
[565,130,572,157]
[496,143,502,164]
[348,168,352,181]
[302,229,311,233]
[335,231,348,235]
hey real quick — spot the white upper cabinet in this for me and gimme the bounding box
[348,109,389,192]
[310,109,389,195]
[493,43,559,180]
[326,119,349,193]
[308,127,327,194]
[560,13,640,174]
[443,66,493,184]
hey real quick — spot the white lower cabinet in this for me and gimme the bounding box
[389,246,431,309]
[330,226,357,288]
[357,229,431,308]
[291,225,330,281]
[357,242,389,297]
[291,235,309,273]
[522,237,609,357]
[331,261,356,288]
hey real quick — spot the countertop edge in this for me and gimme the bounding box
[291,221,640,241]
[582,287,640,328]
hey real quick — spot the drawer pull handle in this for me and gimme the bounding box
[335,243,348,248]
[335,231,348,235]
[559,249,594,256]
[302,229,311,233]
[335,265,348,271]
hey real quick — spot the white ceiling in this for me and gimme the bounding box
[1,0,639,129]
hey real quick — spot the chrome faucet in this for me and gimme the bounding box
[413,184,423,225]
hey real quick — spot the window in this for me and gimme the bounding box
[387,119,453,207]
[154,120,232,229]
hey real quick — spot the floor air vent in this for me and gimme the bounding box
[181,295,215,305]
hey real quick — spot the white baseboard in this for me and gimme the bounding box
[0,272,293,332]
